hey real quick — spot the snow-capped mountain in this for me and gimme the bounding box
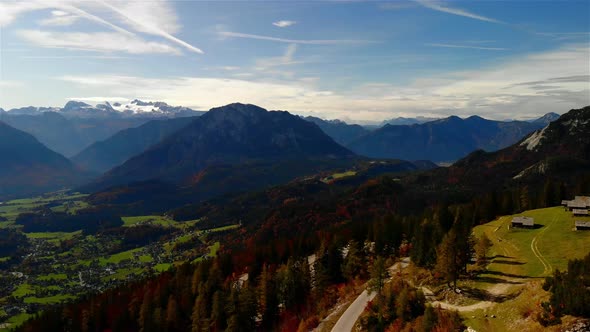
[6,100,204,119]
[109,99,202,117]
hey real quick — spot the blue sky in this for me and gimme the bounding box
[0,0,588,123]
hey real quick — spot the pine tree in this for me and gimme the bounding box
[475,233,492,267]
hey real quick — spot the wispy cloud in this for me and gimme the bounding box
[426,43,508,51]
[38,10,79,26]
[273,20,297,28]
[97,0,204,54]
[18,30,182,55]
[21,55,128,60]
[56,43,589,122]
[414,0,504,24]
[219,31,374,45]
[0,0,203,54]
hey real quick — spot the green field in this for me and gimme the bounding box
[321,170,357,183]
[23,294,75,304]
[0,191,89,227]
[121,215,177,227]
[37,273,68,281]
[472,206,590,278]
[99,248,147,265]
[462,206,590,332]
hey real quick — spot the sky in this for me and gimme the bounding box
[0,0,588,124]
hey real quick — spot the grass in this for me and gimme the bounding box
[50,200,89,214]
[24,294,75,304]
[0,313,32,332]
[207,242,221,257]
[121,215,178,227]
[11,283,34,298]
[460,206,590,331]
[472,206,590,278]
[99,248,143,265]
[154,263,172,272]
[37,273,68,281]
[0,192,90,228]
[25,230,81,240]
[321,170,357,183]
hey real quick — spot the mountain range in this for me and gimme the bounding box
[6,100,204,119]
[303,116,369,145]
[84,103,355,192]
[346,115,548,162]
[416,106,590,192]
[1,100,203,157]
[72,117,196,173]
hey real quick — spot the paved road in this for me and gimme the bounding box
[331,258,409,332]
[330,289,376,332]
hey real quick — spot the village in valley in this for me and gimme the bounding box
[0,192,238,329]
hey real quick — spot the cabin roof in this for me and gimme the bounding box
[512,216,534,226]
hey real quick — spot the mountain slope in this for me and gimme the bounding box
[303,116,369,145]
[0,122,87,199]
[347,115,545,162]
[0,111,152,157]
[85,103,355,191]
[421,106,590,190]
[72,117,196,173]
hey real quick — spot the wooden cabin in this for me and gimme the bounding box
[575,220,590,231]
[511,216,534,228]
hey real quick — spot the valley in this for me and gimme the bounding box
[0,191,239,331]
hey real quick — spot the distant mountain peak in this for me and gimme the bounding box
[5,100,203,119]
[531,112,561,125]
[63,100,91,111]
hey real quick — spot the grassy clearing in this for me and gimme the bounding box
[99,248,143,265]
[50,200,89,214]
[472,206,590,278]
[24,294,75,304]
[154,263,172,272]
[460,206,590,331]
[25,230,81,240]
[11,283,35,298]
[37,273,68,281]
[0,313,32,332]
[321,170,357,183]
[122,215,177,227]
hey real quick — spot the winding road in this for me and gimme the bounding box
[330,258,410,332]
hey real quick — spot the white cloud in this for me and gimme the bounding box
[0,0,203,54]
[18,30,182,55]
[273,20,297,28]
[97,0,203,54]
[219,31,374,45]
[56,43,589,122]
[426,43,507,51]
[39,9,79,26]
[67,96,130,103]
[414,0,504,24]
